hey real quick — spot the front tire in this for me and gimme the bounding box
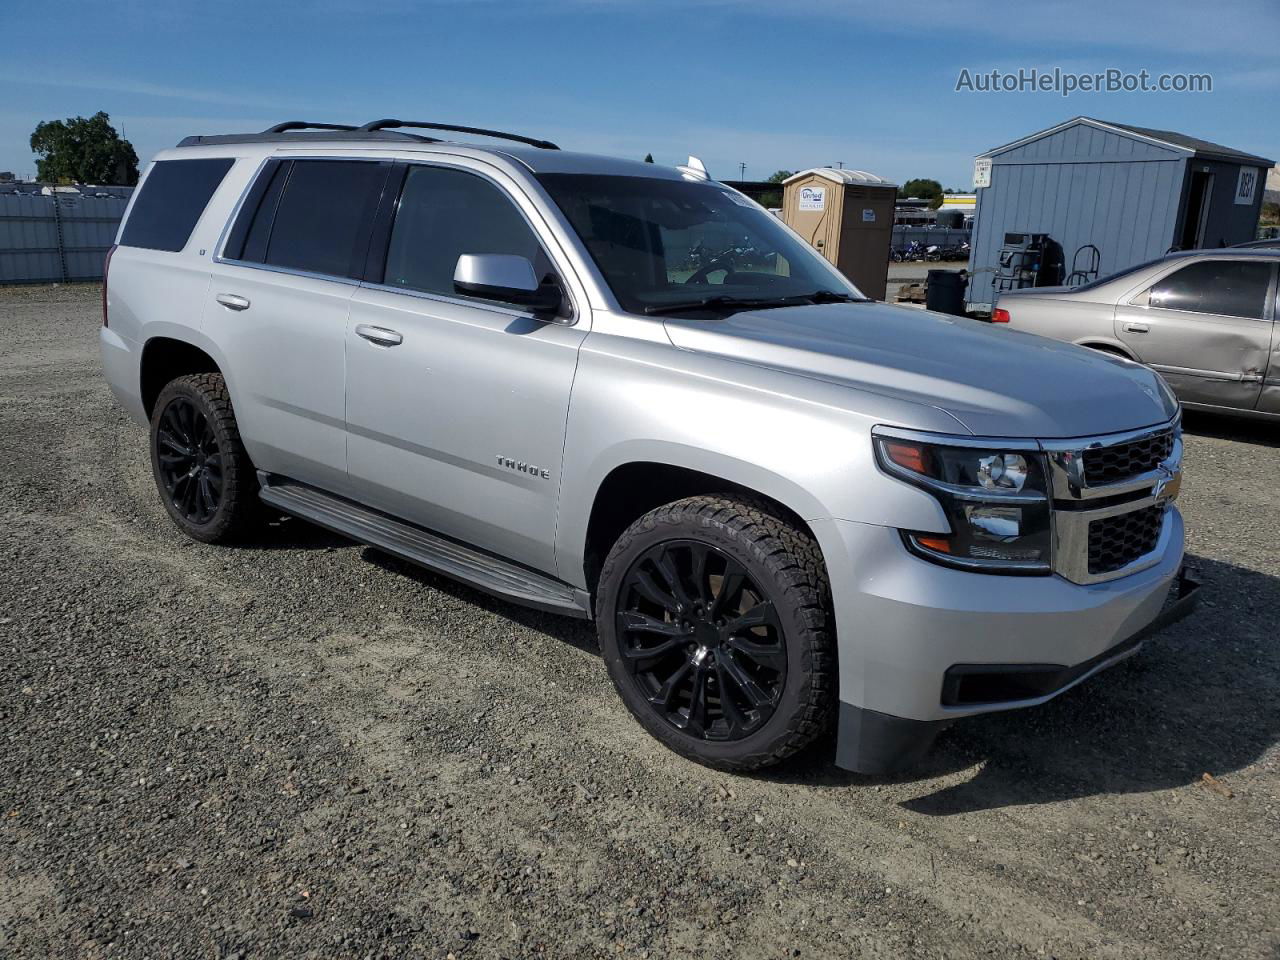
[596,495,835,771]
[149,372,257,544]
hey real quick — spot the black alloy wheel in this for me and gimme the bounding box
[616,539,789,741]
[156,396,224,525]
[596,495,835,772]
[149,372,258,544]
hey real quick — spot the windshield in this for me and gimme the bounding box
[537,173,862,314]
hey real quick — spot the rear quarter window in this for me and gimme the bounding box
[120,158,235,252]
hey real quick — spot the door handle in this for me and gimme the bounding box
[215,293,251,311]
[1123,322,1149,333]
[355,324,404,347]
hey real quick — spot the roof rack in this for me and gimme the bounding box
[177,129,438,148]
[264,121,358,133]
[358,119,559,150]
[177,119,557,150]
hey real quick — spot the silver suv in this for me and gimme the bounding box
[101,119,1198,774]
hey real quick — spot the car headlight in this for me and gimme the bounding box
[873,431,1052,574]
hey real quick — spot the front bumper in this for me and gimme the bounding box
[809,511,1193,773]
[940,565,1200,707]
[833,568,1199,773]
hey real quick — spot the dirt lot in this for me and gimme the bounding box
[1,283,1277,960]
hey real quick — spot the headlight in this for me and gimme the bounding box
[874,432,1051,574]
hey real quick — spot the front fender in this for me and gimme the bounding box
[554,334,952,588]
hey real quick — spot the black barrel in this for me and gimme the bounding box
[925,269,967,315]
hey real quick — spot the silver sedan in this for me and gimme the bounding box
[992,249,1280,421]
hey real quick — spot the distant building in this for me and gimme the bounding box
[967,116,1274,312]
[936,193,975,212]
[894,198,934,224]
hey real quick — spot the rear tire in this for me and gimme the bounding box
[596,495,835,771]
[149,372,258,544]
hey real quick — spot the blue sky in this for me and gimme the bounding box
[1,0,1277,186]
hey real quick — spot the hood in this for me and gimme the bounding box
[663,301,1176,438]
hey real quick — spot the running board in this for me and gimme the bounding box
[258,474,591,619]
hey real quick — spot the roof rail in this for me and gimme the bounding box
[264,121,359,133]
[176,119,555,150]
[358,118,559,150]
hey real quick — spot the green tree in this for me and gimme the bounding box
[898,178,944,202]
[29,112,139,185]
[766,169,794,183]
[643,153,654,163]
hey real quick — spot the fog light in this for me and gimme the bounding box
[977,453,1028,491]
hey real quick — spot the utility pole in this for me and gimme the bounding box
[738,162,746,179]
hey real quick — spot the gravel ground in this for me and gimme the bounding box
[1,283,1277,960]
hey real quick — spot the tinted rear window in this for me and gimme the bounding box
[259,160,389,279]
[120,158,234,252]
[222,159,288,263]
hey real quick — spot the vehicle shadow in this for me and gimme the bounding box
[229,511,603,654]
[361,547,602,659]
[1182,410,1279,448]
[768,554,1280,813]
[232,513,352,551]
[231,514,1279,810]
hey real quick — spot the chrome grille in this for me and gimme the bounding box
[1044,415,1181,585]
[1082,429,1174,486]
[1087,505,1166,576]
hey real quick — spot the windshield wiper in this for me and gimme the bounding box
[645,294,822,316]
[805,289,868,304]
[643,290,870,316]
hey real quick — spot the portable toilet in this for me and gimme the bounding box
[781,168,897,299]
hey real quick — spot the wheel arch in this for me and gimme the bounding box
[577,457,824,597]
[139,331,228,418]
[1074,337,1137,361]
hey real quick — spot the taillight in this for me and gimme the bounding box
[102,244,117,327]
[991,307,1010,324]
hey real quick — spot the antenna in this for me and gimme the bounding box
[677,156,710,181]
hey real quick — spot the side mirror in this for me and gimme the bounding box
[453,254,563,315]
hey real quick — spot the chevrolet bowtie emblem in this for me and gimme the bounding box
[1152,462,1181,504]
